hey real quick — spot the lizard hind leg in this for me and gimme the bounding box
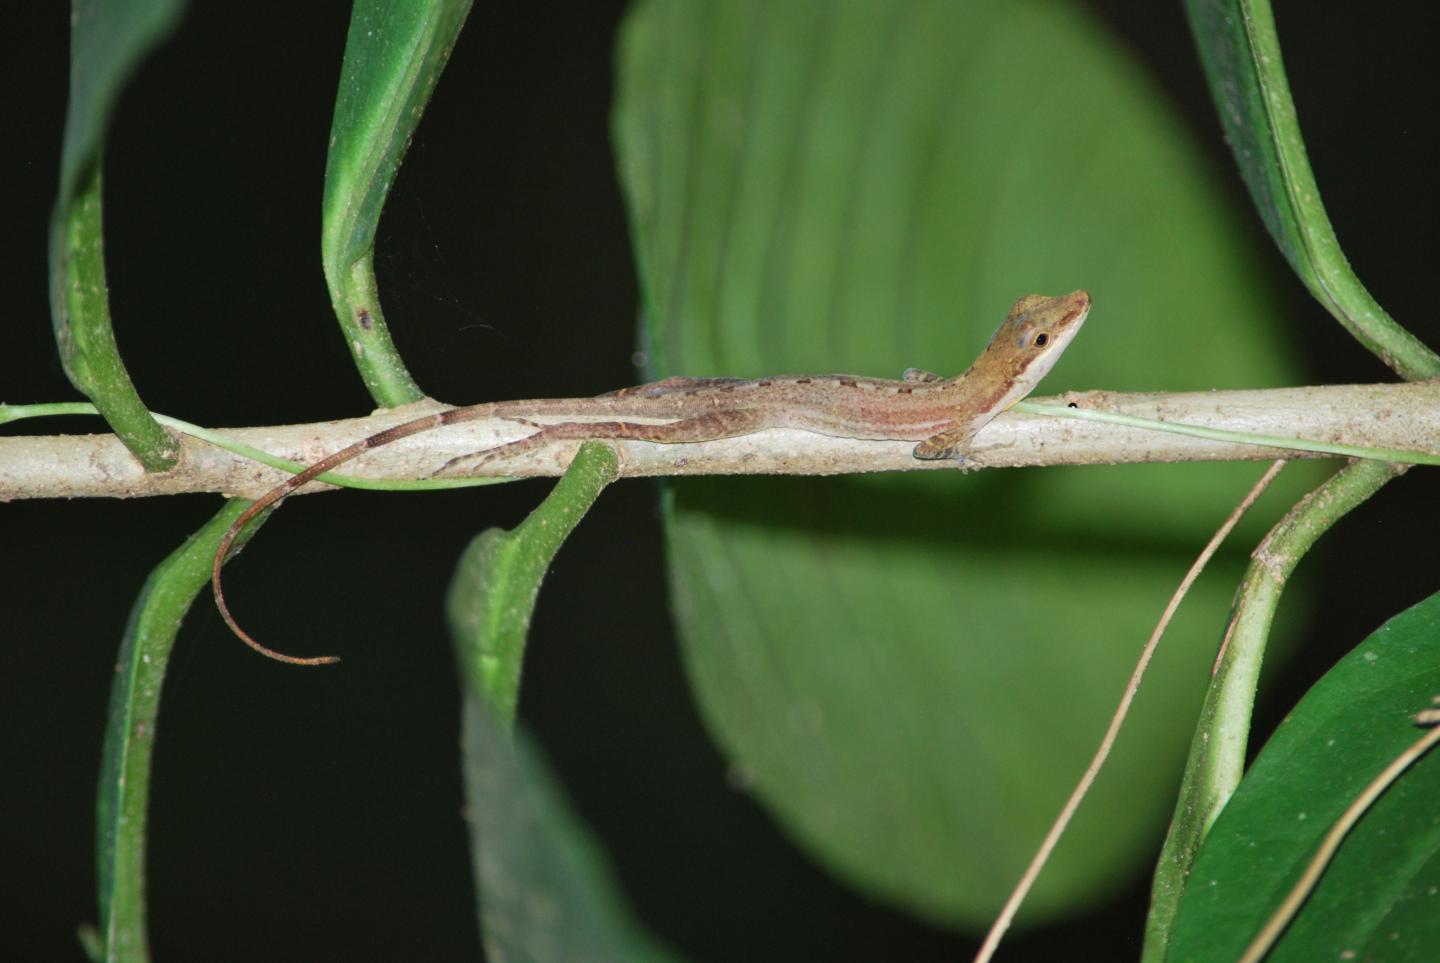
[431,419,552,476]
[912,427,979,463]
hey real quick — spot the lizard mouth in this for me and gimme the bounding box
[1060,290,1092,325]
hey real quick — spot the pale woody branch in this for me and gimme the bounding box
[1,382,1436,501]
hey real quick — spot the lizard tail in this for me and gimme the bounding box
[211,411,448,666]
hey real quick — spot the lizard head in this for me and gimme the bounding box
[982,290,1090,387]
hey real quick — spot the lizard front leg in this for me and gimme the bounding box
[435,408,770,476]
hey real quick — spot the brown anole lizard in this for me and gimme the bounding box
[212,290,1090,665]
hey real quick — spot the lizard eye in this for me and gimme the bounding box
[1033,332,1049,347]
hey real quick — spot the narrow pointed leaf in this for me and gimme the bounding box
[458,706,685,963]
[447,444,681,960]
[51,0,186,470]
[1183,0,1440,379]
[447,443,618,727]
[57,0,185,208]
[95,500,259,963]
[322,0,475,406]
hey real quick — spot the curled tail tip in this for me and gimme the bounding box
[243,633,341,666]
[218,597,342,666]
[250,641,342,667]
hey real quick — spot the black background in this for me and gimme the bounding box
[4,2,1437,960]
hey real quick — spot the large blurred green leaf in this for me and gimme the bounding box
[614,0,1315,926]
[1168,591,1440,962]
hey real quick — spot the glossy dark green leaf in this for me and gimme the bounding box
[322,0,474,406]
[1169,590,1440,962]
[614,0,1315,926]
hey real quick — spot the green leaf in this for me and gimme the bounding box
[1168,590,1440,962]
[322,0,474,407]
[459,706,685,963]
[1183,0,1440,380]
[614,0,1316,926]
[95,500,258,963]
[51,0,186,471]
[447,444,681,961]
[447,443,618,726]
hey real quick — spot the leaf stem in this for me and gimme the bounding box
[447,441,619,727]
[1142,457,1403,957]
[49,168,178,470]
[976,460,1287,963]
